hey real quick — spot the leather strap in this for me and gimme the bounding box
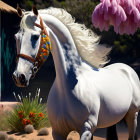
[34,23,43,30]
[17,54,36,63]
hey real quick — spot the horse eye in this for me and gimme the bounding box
[33,35,39,40]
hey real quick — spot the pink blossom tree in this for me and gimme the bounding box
[92,0,140,35]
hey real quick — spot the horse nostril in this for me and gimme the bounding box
[12,74,17,84]
[19,74,27,85]
[20,74,25,80]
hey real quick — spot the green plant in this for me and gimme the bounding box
[0,111,10,131]
[7,89,50,132]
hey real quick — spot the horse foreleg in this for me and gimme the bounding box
[125,111,138,140]
[52,129,67,140]
[80,115,97,140]
[80,130,93,140]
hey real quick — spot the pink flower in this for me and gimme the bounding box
[92,0,140,35]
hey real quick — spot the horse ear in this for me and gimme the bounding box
[32,5,38,16]
[17,4,23,17]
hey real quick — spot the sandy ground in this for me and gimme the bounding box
[0,102,140,140]
[3,127,140,140]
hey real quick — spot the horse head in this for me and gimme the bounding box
[12,6,51,87]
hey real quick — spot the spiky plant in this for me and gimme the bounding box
[7,89,50,132]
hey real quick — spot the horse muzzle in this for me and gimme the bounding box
[12,72,29,87]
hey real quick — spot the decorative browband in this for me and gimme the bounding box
[39,33,51,62]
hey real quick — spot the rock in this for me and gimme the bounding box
[8,136,15,140]
[0,131,8,140]
[21,134,26,138]
[24,124,34,134]
[0,102,18,114]
[38,127,49,136]
[0,104,3,110]
[67,138,73,140]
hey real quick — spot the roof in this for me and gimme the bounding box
[0,1,17,14]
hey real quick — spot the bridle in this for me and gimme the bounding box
[16,16,51,79]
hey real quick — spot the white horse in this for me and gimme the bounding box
[13,6,140,140]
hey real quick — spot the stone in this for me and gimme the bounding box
[0,131,8,140]
[38,127,49,136]
[8,136,15,140]
[24,124,34,134]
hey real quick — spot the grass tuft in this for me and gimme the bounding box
[7,89,50,132]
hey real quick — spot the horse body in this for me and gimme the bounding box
[43,13,140,136]
[47,61,140,136]
[13,7,140,140]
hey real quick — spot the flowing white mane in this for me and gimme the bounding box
[20,7,111,68]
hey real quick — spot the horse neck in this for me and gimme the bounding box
[41,14,82,89]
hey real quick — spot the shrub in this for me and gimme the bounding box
[7,89,50,132]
